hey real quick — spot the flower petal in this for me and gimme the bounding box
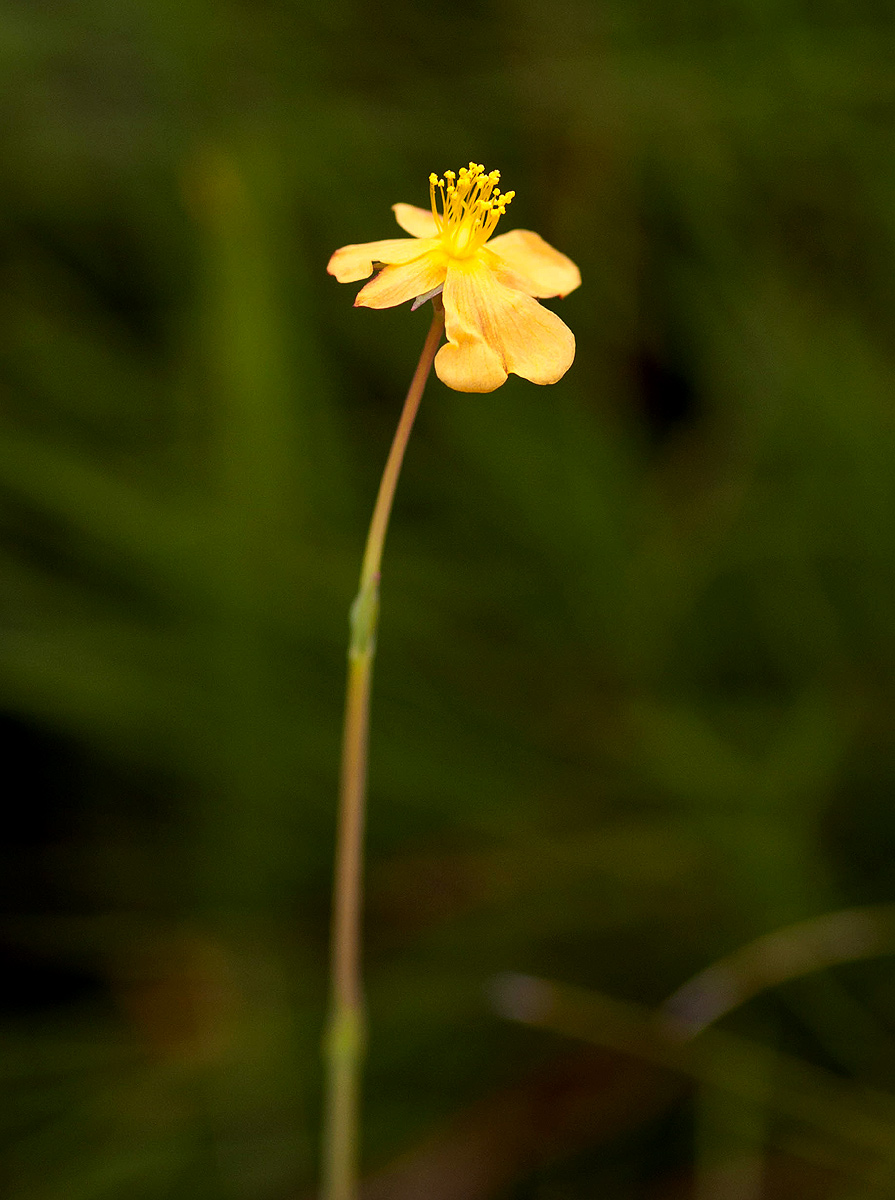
[354,248,448,309]
[392,203,439,238]
[436,255,575,392]
[436,331,507,393]
[485,229,581,298]
[327,237,440,284]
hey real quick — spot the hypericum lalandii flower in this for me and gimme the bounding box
[327,163,581,392]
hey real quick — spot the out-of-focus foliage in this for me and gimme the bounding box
[1,0,895,1197]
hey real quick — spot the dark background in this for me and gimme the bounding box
[2,1,895,1196]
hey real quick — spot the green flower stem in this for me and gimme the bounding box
[322,302,445,1200]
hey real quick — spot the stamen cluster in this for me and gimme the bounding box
[428,163,516,258]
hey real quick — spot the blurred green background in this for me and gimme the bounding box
[2,1,895,1197]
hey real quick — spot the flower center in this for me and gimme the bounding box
[428,163,515,258]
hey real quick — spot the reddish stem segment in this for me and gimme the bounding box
[322,304,445,1200]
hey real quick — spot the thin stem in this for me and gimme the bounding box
[322,303,445,1200]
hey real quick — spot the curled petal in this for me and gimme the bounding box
[355,248,448,310]
[392,203,439,238]
[327,237,440,284]
[485,229,581,298]
[436,332,507,393]
[436,255,575,392]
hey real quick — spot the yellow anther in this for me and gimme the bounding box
[426,164,513,257]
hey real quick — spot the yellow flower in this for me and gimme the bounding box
[327,163,581,393]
